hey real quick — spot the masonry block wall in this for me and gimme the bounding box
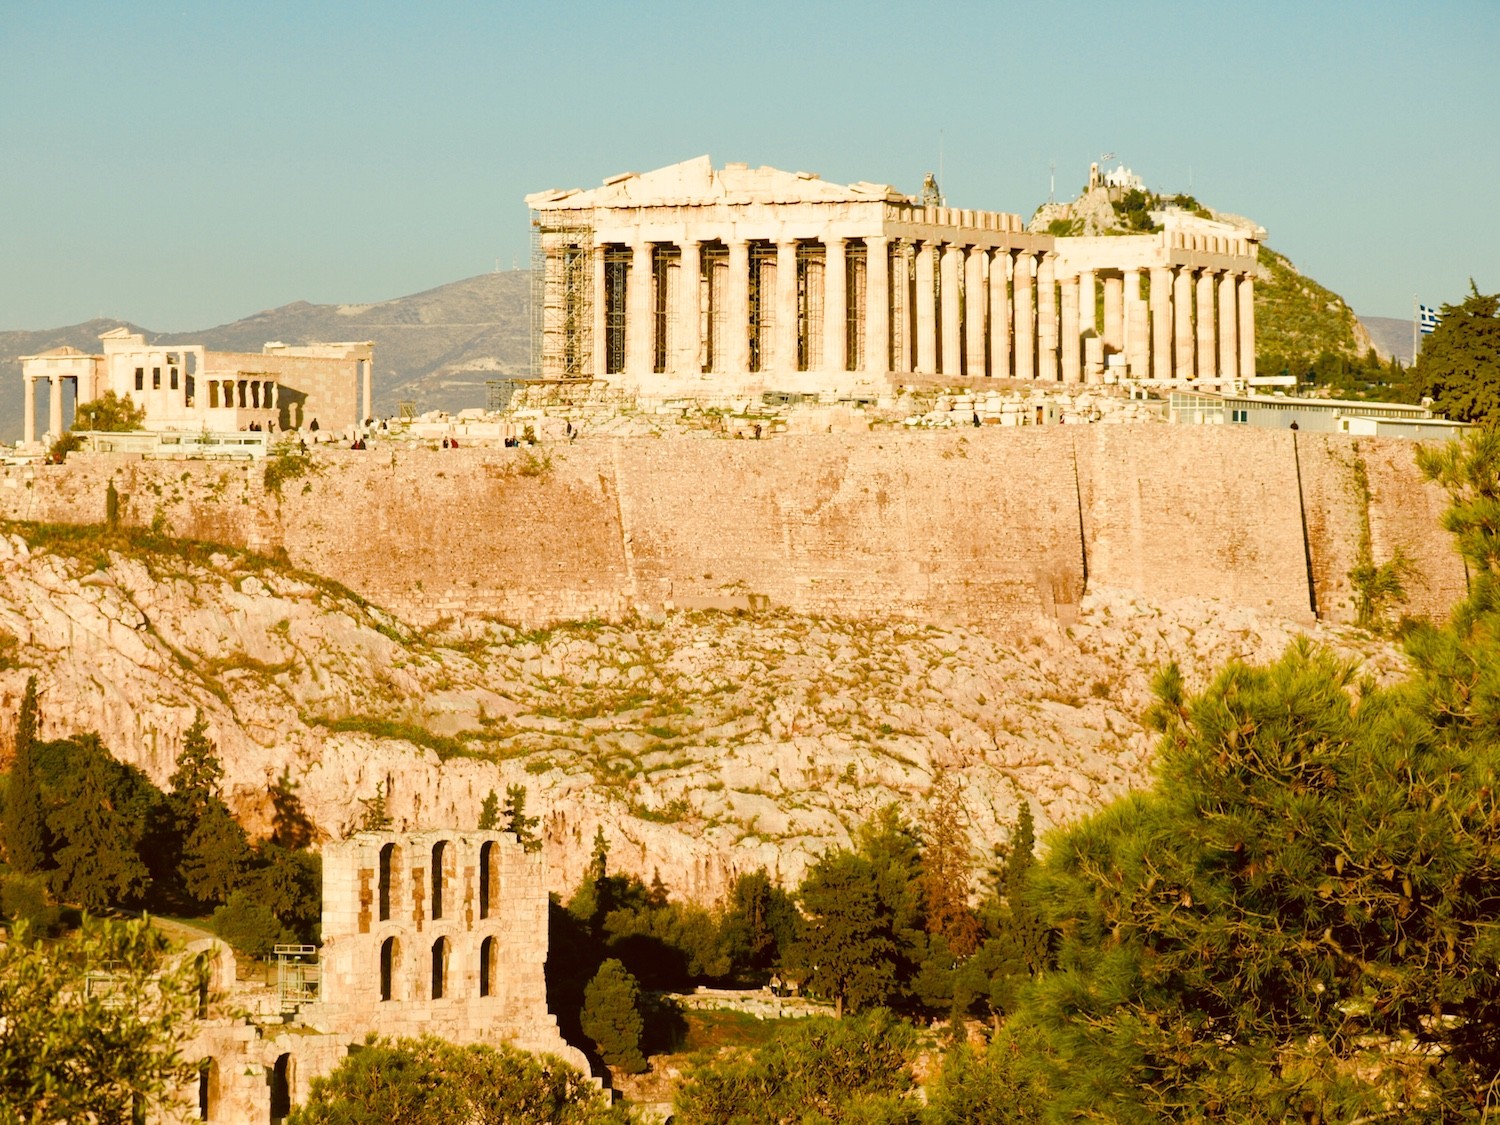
[313,830,567,1055]
[0,429,1467,633]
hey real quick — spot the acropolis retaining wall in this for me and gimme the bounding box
[0,427,1467,632]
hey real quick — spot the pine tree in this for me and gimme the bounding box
[503,783,541,852]
[167,710,222,812]
[580,958,647,1073]
[179,801,253,907]
[793,850,900,1018]
[48,750,149,911]
[1414,283,1500,424]
[477,789,500,831]
[358,781,392,831]
[3,676,49,875]
[918,776,981,957]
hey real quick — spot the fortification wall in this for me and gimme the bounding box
[0,427,1467,632]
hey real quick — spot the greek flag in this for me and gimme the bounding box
[1419,304,1442,335]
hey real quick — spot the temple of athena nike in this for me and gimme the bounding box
[526,156,1261,400]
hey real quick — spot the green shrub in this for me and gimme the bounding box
[581,958,647,1072]
[212,891,290,958]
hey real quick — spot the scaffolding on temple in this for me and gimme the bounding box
[530,209,596,381]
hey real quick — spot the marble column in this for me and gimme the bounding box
[1078,269,1097,338]
[727,240,750,375]
[894,243,915,374]
[1238,274,1256,379]
[940,244,963,377]
[627,242,653,377]
[1218,271,1238,384]
[776,240,798,372]
[1036,253,1058,381]
[1124,268,1147,377]
[824,238,847,373]
[1103,275,1124,352]
[1195,269,1216,381]
[988,250,1011,379]
[23,379,36,445]
[678,240,702,375]
[1173,268,1195,380]
[915,242,938,374]
[865,235,890,375]
[361,361,372,422]
[965,247,987,377]
[1150,267,1172,381]
[1060,274,1081,384]
[49,374,63,437]
[1013,253,1035,380]
[592,245,608,378]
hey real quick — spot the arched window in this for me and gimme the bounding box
[270,1054,292,1123]
[197,1058,214,1121]
[378,843,398,922]
[431,841,448,919]
[479,841,493,919]
[431,937,450,1000]
[380,937,399,1002]
[479,936,495,997]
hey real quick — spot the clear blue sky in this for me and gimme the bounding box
[2,0,1495,331]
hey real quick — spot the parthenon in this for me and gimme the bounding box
[526,156,1261,398]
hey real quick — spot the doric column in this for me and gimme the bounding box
[1124,268,1147,377]
[592,245,608,378]
[1078,269,1097,338]
[1238,274,1256,378]
[49,374,63,437]
[1195,269,1216,382]
[361,360,372,422]
[824,238,847,373]
[1150,266,1172,381]
[1060,273,1081,383]
[865,235,890,375]
[727,239,751,375]
[1173,267,1195,380]
[988,250,1011,379]
[1103,275,1124,352]
[915,242,938,374]
[23,378,36,446]
[940,244,963,377]
[677,240,702,375]
[1013,253,1036,380]
[627,242,653,377]
[894,243,915,374]
[776,240,798,374]
[1218,271,1239,385]
[1036,253,1058,381]
[964,247,987,377]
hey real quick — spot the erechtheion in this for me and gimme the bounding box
[526,156,1261,398]
[18,329,373,446]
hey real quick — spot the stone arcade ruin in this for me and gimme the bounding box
[169,830,581,1124]
[526,156,1261,400]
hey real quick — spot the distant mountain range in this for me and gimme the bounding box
[0,267,1414,444]
[0,271,531,443]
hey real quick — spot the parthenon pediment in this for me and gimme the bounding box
[526,155,906,211]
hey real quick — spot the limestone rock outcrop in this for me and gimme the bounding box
[0,530,1404,901]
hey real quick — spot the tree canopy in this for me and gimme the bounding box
[1415,283,1500,424]
[287,1036,621,1125]
[72,390,146,433]
[0,917,201,1125]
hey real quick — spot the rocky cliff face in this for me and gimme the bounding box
[0,526,1404,902]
